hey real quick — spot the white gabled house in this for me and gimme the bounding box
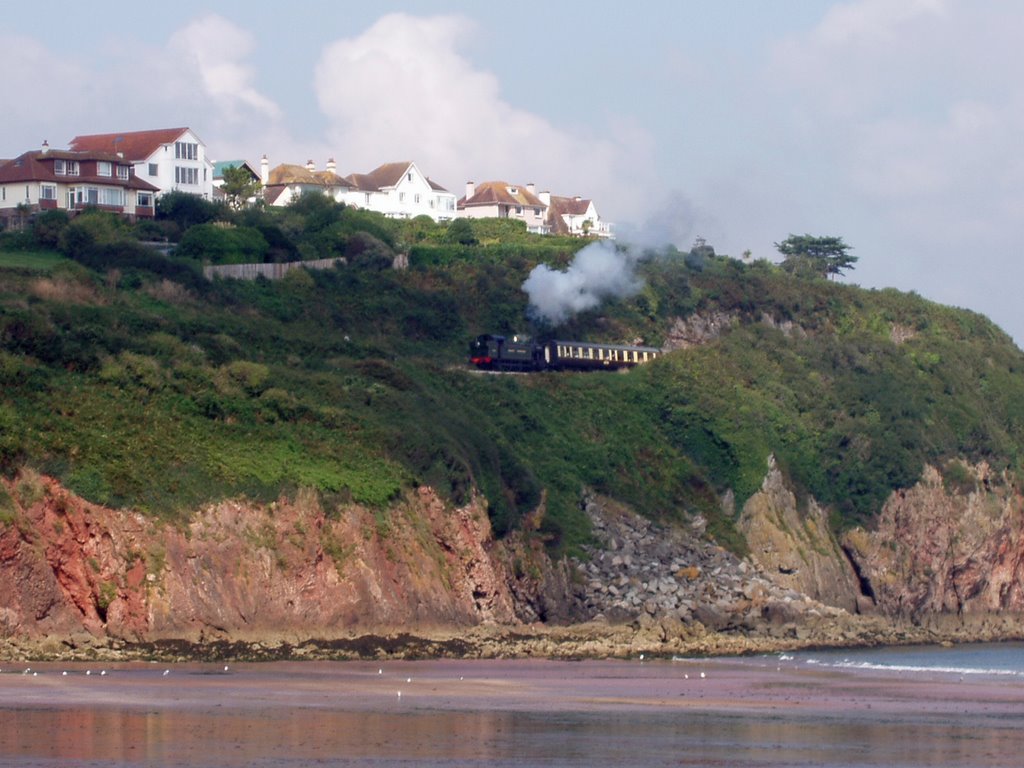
[69,127,215,200]
[457,181,549,234]
[341,161,456,221]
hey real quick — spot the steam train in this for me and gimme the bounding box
[468,333,662,372]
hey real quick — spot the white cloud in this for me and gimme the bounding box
[167,15,281,124]
[313,14,651,217]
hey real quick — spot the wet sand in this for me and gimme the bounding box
[2,657,1022,766]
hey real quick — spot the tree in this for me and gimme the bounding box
[775,234,857,279]
[220,165,262,210]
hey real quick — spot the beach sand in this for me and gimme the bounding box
[2,657,1022,766]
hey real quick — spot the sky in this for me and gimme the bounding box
[4,1,1023,344]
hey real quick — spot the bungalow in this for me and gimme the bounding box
[457,181,549,234]
[69,127,215,200]
[542,194,613,239]
[0,141,158,227]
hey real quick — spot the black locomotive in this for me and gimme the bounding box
[468,334,661,372]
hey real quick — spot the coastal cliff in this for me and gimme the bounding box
[5,460,1024,659]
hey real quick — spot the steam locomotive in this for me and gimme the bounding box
[468,333,662,372]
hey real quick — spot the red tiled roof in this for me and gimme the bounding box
[459,181,546,208]
[68,128,192,161]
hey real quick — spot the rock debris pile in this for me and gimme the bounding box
[572,495,842,638]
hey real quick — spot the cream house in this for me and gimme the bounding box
[457,181,549,233]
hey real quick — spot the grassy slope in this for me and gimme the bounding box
[2,240,1023,557]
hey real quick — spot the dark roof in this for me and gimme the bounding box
[0,150,158,190]
[69,128,193,161]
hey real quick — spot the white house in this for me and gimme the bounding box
[340,161,456,222]
[543,194,614,238]
[458,181,549,234]
[0,141,158,226]
[69,127,215,200]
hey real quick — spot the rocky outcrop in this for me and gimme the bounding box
[843,462,1024,619]
[738,457,865,612]
[0,473,533,642]
[663,311,736,350]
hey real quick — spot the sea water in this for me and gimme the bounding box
[1,648,1022,767]
[796,640,1024,676]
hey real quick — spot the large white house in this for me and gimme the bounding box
[260,158,456,222]
[342,161,456,221]
[69,127,215,200]
[457,181,549,233]
[0,142,158,226]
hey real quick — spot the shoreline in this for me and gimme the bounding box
[4,612,1024,664]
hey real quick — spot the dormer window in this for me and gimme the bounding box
[54,159,79,176]
[117,165,129,180]
[98,161,112,177]
[508,186,518,194]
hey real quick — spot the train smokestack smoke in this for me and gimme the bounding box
[522,241,643,325]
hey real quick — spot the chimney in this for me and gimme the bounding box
[539,191,551,206]
[260,154,269,185]
[526,182,536,196]
[306,159,315,172]
[465,181,475,200]
[326,157,336,174]
[41,140,49,155]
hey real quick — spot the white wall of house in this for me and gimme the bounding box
[132,129,214,200]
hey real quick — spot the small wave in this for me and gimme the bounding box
[807,659,1022,676]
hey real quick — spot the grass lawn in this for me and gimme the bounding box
[0,249,67,271]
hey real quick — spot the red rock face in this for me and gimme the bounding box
[842,463,1024,618]
[0,475,545,642]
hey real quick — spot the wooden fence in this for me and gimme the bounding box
[202,257,346,281]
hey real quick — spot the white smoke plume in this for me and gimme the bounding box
[522,241,644,326]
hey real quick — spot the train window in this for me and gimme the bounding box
[588,348,594,359]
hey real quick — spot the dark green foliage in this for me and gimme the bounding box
[776,234,857,279]
[32,210,70,249]
[445,218,478,245]
[156,191,223,237]
[176,224,269,264]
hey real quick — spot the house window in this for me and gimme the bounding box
[407,172,412,182]
[175,141,198,160]
[414,193,420,204]
[148,163,158,176]
[97,161,112,177]
[515,206,523,214]
[40,185,57,200]
[399,192,405,202]
[117,165,129,180]
[138,192,153,208]
[98,188,124,206]
[364,193,371,204]
[175,166,199,185]
[76,187,99,205]
[54,159,78,176]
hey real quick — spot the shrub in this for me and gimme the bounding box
[176,223,269,264]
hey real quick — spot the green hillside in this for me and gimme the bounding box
[2,199,1023,555]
